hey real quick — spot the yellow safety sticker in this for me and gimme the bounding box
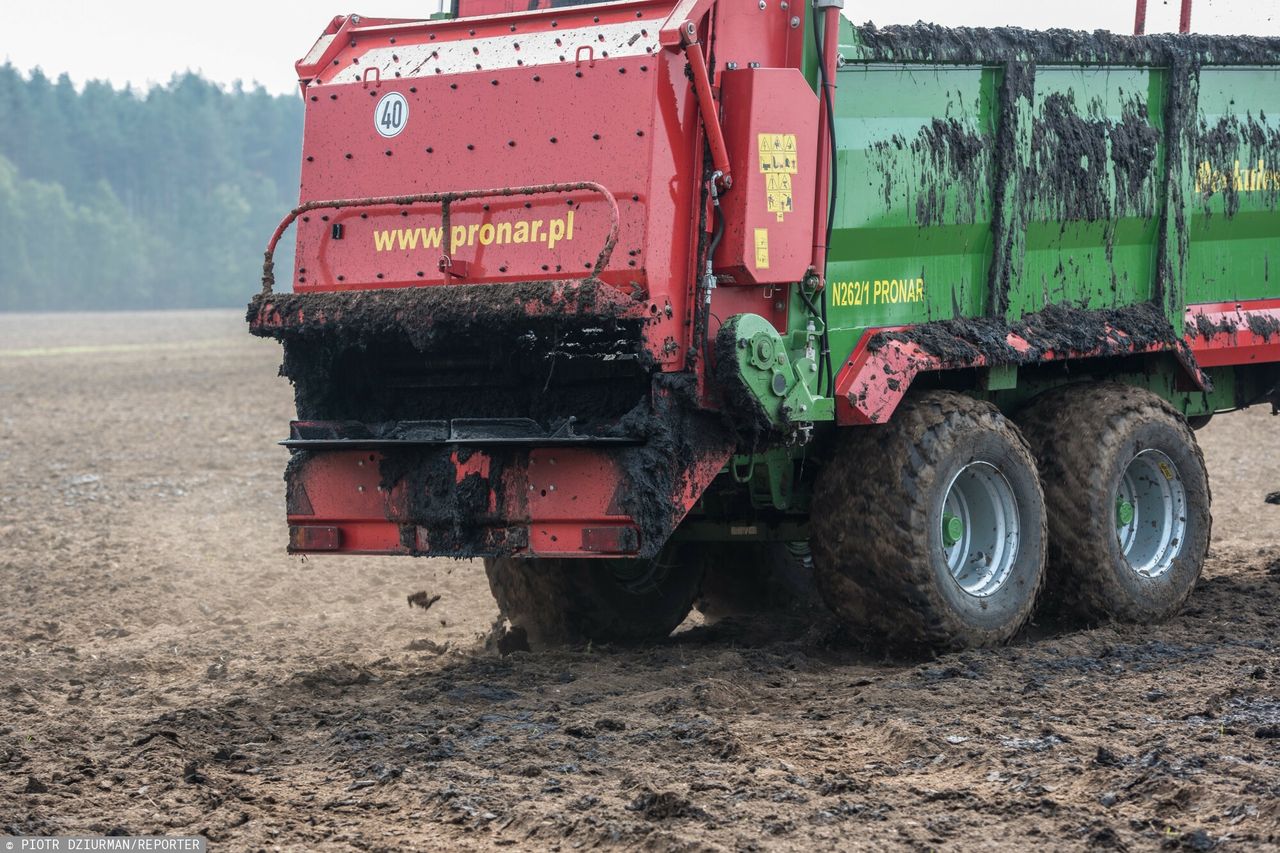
[758,133,798,222]
[754,228,770,269]
[1158,461,1175,481]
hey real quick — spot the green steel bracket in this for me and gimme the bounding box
[981,364,1018,391]
[718,313,827,430]
[756,447,796,510]
[730,447,803,511]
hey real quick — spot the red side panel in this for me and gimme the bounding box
[1185,299,1280,367]
[714,67,819,286]
[288,2,702,369]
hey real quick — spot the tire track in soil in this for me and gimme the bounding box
[1,310,1278,850]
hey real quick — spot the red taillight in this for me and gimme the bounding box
[289,525,342,551]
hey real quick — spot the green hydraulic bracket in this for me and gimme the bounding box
[717,312,828,431]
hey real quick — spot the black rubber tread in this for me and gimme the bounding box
[1016,382,1212,623]
[810,391,1048,649]
[484,546,703,649]
[695,542,822,622]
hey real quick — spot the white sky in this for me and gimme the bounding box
[2,0,1278,96]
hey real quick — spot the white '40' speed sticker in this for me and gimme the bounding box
[375,91,408,139]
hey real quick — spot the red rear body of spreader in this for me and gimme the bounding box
[248,0,812,558]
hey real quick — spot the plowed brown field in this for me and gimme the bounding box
[2,310,1278,851]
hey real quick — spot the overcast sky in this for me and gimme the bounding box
[3,0,1277,95]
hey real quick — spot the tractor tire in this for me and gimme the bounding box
[484,545,703,649]
[811,391,1047,650]
[1017,383,1212,623]
[695,542,821,622]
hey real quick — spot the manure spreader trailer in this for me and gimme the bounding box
[250,0,1280,649]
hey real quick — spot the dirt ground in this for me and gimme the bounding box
[1,309,1278,852]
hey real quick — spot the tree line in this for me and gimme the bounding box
[0,65,303,311]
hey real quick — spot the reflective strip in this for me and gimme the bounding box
[301,33,337,67]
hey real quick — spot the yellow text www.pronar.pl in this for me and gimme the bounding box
[372,210,575,253]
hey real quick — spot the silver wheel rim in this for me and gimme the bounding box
[1115,449,1186,579]
[941,462,1021,598]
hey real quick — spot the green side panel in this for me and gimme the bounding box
[1014,67,1164,319]
[785,27,1280,419]
[817,63,997,362]
[1185,67,1280,304]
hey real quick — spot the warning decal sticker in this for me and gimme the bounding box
[754,228,770,270]
[758,133,798,222]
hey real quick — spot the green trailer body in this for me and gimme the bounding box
[711,24,1280,532]
[825,38,1280,326]
[719,23,1280,476]
[687,22,1280,647]
[747,24,1280,427]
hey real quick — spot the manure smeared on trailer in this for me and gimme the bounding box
[1194,113,1280,218]
[870,301,1192,367]
[711,317,786,443]
[1245,311,1280,342]
[869,118,992,228]
[358,380,730,561]
[847,24,1280,67]
[248,281,650,428]
[1030,91,1161,223]
[252,281,731,560]
[610,374,734,559]
[379,447,511,557]
[848,24,1280,322]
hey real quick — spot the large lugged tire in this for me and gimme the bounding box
[811,391,1047,649]
[484,545,702,648]
[1017,383,1212,623]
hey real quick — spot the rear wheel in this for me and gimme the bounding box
[811,391,1047,649]
[1017,383,1212,623]
[484,544,703,648]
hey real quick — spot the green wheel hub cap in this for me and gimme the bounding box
[1115,496,1135,527]
[942,513,964,547]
